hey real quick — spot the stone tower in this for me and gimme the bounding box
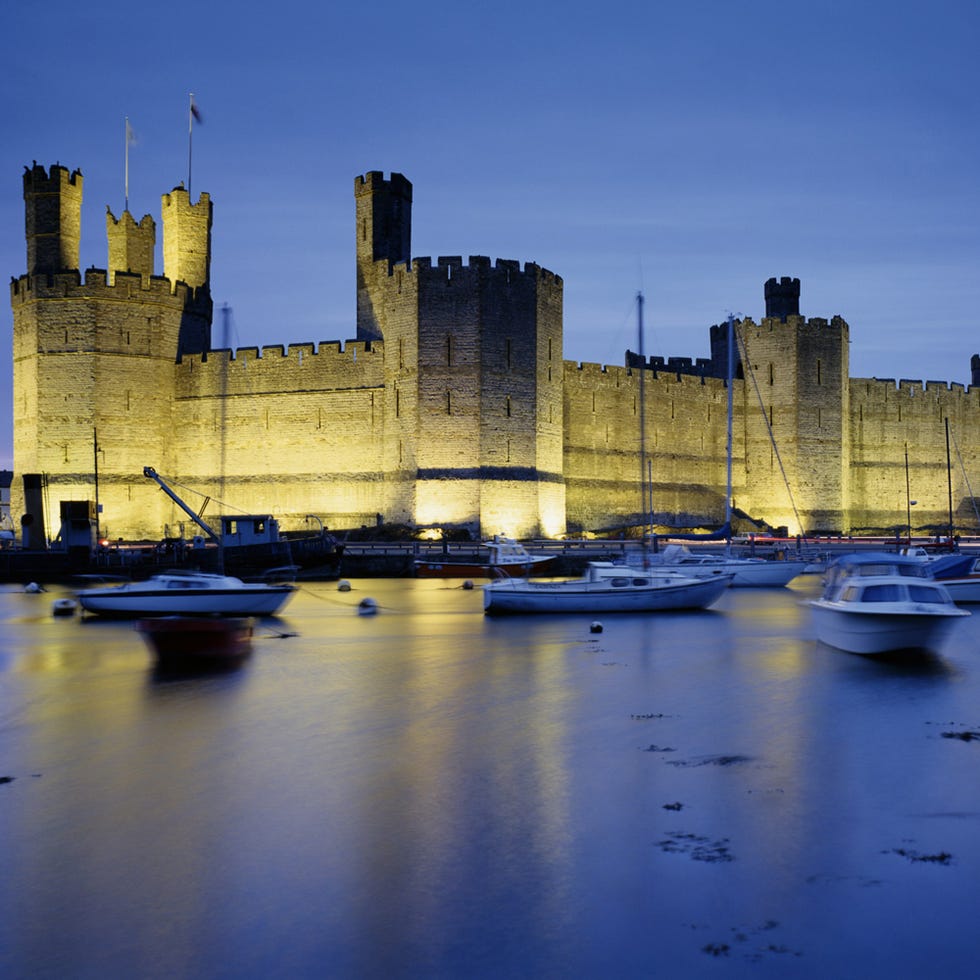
[106,208,155,282]
[24,162,83,275]
[355,171,412,343]
[11,163,213,540]
[764,276,800,321]
[737,278,849,533]
[353,171,565,537]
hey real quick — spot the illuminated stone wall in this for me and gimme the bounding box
[848,377,980,534]
[12,161,980,544]
[355,171,565,539]
[170,340,386,536]
[563,361,731,533]
[11,269,210,539]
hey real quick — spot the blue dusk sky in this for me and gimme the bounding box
[3,0,980,470]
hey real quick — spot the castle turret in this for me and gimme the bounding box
[738,278,849,534]
[355,171,412,341]
[106,208,155,282]
[23,162,83,275]
[162,185,211,289]
[764,276,800,320]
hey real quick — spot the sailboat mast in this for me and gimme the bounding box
[946,417,954,542]
[637,292,648,545]
[725,314,734,539]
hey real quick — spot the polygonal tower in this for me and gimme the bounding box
[10,163,213,540]
[353,171,565,538]
[736,277,849,534]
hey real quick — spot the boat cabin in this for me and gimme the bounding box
[219,516,281,547]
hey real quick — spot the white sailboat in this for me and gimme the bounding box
[483,294,734,615]
[482,562,732,615]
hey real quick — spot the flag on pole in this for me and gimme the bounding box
[188,94,202,196]
[124,116,136,211]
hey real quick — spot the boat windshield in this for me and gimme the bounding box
[858,584,903,602]
[908,584,954,605]
[853,563,926,578]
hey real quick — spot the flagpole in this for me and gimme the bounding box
[187,93,194,198]
[124,116,130,211]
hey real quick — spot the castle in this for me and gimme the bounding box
[10,162,980,542]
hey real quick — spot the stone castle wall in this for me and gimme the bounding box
[848,377,980,533]
[563,361,732,533]
[11,161,980,544]
[11,268,211,537]
[169,340,386,536]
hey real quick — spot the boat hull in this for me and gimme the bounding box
[728,560,809,587]
[809,601,965,655]
[415,556,555,579]
[653,557,808,587]
[138,616,253,665]
[78,576,295,618]
[935,578,980,604]
[483,574,731,615]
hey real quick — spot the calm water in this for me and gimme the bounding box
[2,576,980,978]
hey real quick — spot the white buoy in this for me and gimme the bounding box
[51,598,77,617]
[358,597,378,616]
[337,580,352,592]
[24,582,43,594]
[590,621,603,634]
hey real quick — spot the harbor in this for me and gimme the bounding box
[3,576,980,977]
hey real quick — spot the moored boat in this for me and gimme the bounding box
[77,571,295,618]
[415,537,555,579]
[926,553,980,603]
[482,563,732,615]
[808,552,968,655]
[645,544,808,587]
[137,615,254,666]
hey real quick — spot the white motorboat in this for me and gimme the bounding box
[926,553,980,604]
[646,544,809,587]
[77,571,295,618]
[808,552,968,655]
[415,537,555,578]
[482,563,732,615]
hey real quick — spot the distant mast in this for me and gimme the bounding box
[637,292,649,549]
[725,313,734,548]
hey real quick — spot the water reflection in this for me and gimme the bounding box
[3,580,980,977]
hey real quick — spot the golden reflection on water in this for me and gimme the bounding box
[5,579,980,976]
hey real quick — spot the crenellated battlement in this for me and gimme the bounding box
[23,161,82,194]
[178,338,379,369]
[403,254,562,286]
[10,267,209,308]
[355,170,412,198]
[851,376,978,406]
